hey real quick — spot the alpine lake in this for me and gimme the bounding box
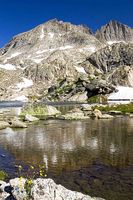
[0,102,133,200]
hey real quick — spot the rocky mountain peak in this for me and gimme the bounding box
[95,20,133,44]
[0,19,132,101]
[0,19,101,57]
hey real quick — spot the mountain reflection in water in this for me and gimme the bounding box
[0,117,133,200]
[0,118,132,171]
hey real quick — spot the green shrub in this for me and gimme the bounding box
[0,170,8,181]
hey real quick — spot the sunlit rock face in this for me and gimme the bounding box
[0,19,132,101]
[0,178,105,200]
[0,19,104,101]
[87,43,133,88]
[95,20,133,44]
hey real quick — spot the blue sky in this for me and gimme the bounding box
[0,0,133,47]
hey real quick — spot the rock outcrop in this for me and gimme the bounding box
[0,178,105,200]
[88,43,133,73]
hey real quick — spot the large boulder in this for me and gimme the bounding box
[31,178,104,200]
[45,105,61,116]
[0,178,105,200]
[21,104,61,118]
[91,109,103,118]
[10,178,28,200]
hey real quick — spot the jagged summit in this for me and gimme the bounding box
[95,20,133,44]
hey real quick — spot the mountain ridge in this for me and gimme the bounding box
[0,19,132,102]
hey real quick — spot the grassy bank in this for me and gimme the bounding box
[93,103,133,113]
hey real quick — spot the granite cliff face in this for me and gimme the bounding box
[95,20,133,44]
[0,19,132,101]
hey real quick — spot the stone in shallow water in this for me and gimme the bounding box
[108,110,122,115]
[91,109,103,118]
[0,121,9,130]
[9,118,27,128]
[60,108,90,120]
[25,114,39,122]
[99,114,114,119]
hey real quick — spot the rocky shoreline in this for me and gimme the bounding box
[0,178,105,200]
[0,103,132,130]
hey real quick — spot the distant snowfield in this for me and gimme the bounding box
[108,86,133,104]
[107,41,126,45]
[4,52,22,62]
[16,78,33,90]
[82,46,96,52]
[36,45,74,54]
[40,27,44,39]
[12,95,28,102]
[0,63,16,70]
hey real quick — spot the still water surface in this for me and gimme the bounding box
[0,114,133,199]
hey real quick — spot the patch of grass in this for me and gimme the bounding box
[0,170,8,181]
[88,95,108,104]
[88,95,100,103]
[93,103,133,113]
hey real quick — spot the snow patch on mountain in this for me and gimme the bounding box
[12,95,28,102]
[0,63,16,70]
[107,41,126,45]
[32,58,44,64]
[59,45,73,50]
[16,78,33,90]
[108,86,133,104]
[74,66,87,74]
[40,27,44,39]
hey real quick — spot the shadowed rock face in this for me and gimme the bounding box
[88,43,133,72]
[95,20,133,43]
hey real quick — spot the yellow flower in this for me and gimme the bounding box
[30,165,34,170]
